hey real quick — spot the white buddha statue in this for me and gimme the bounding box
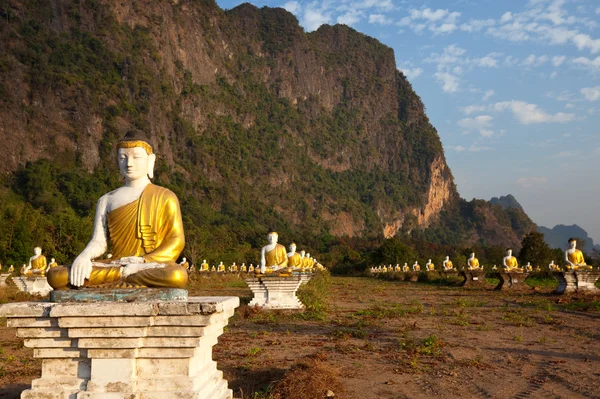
[287,243,302,269]
[412,261,420,272]
[259,231,288,274]
[467,253,481,270]
[248,264,255,273]
[426,259,435,271]
[492,265,497,271]
[241,263,247,272]
[442,256,454,271]
[548,260,560,271]
[502,249,523,272]
[21,247,47,276]
[200,259,209,272]
[47,131,187,289]
[565,238,592,270]
[179,257,190,270]
[402,263,409,272]
[217,262,225,273]
[395,264,401,272]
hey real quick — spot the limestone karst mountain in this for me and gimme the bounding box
[0,0,535,264]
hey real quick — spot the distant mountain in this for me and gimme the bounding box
[537,225,600,251]
[490,195,524,211]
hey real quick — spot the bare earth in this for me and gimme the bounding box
[1,275,600,398]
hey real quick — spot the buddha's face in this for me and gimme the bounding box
[290,243,296,252]
[301,250,306,256]
[445,256,449,261]
[569,240,576,249]
[118,147,155,181]
[267,232,278,244]
[51,258,55,262]
[470,253,475,258]
[506,249,512,256]
[34,247,41,256]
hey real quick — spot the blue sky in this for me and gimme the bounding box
[216,0,600,243]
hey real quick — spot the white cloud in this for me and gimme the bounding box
[399,8,462,35]
[572,56,600,71]
[581,86,600,101]
[460,19,495,33]
[368,14,392,25]
[555,150,580,158]
[435,72,460,93]
[500,12,512,23]
[409,8,452,22]
[283,1,300,14]
[565,103,575,109]
[449,145,466,152]
[301,7,331,31]
[493,100,575,124]
[448,144,491,152]
[483,89,495,101]
[517,176,548,188]
[337,11,363,26]
[552,55,566,67]
[398,67,423,80]
[522,54,549,67]
[460,105,486,115]
[572,33,600,54]
[457,115,494,137]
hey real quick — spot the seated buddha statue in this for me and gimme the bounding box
[21,247,47,276]
[426,259,435,271]
[200,259,209,272]
[565,238,592,271]
[46,131,188,290]
[525,262,533,272]
[492,265,497,271]
[230,262,238,272]
[383,265,388,273]
[535,265,541,272]
[45,258,58,273]
[402,263,409,272]
[442,256,454,271]
[211,265,216,272]
[179,257,190,271]
[240,263,247,272]
[395,264,401,272]
[412,261,420,272]
[502,249,523,273]
[217,262,225,273]
[259,231,288,274]
[548,260,560,271]
[287,243,303,269]
[248,264,255,273]
[8,265,14,273]
[467,253,481,270]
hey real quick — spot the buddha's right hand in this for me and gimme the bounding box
[70,256,93,287]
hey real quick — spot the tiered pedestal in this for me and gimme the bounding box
[495,272,530,291]
[246,276,304,310]
[11,276,53,296]
[554,271,600,294]
[460,270,486,288]
[0,294,239,399]
[299,273,313,286]
[0,273,10,287]
[405,272,418,282]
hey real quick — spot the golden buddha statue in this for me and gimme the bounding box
[211,265,216,272]
[230,262,238,272]
[382,266,388,273]
[535,265,541,272]
[467,253,481,270]
[548,260,560,271]
[412,261,420,272]
[402,263,409,272]
[21,247,47,276]
[442,256,454,271]
[565,238,592,271]
[46,258,58,273]
[287,243,303,269]
[179,257,190,270]
[395,264,401,272]
[426,259,435,271]
[502,249,523,273]
[217,262,225,273]
[259,231,288,274]
[248,264,255,273]
[8,265,14,273]
[240,263,247,272]
[525,262,533,272]
[200,259,209,272]
[46,131,188,290]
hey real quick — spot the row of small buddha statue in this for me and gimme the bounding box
[0,247,60,276]
[371,256,464,273]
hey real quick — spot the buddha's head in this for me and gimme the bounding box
[306,253,311,258]
[428,259,431,263]
[300,250,306,257]
[203,259,206,263]
[445,256,449,261]
[506,248,512,256]
[289,242,297,252]
[568,238,577,249]
[267,231,279,245]
[33,247,42,256]
[182,257,186,262]
[117,130,156,182]
[51,258,55,262]
[470,252,475,259]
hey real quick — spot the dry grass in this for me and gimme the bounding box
[269,356,346,399]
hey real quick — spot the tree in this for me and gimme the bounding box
[518,231,552,267]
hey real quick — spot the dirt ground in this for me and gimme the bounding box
[1,274,600,398]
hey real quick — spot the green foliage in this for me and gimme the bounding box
[518,231,553,267]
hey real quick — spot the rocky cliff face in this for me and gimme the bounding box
[0,0,529,263]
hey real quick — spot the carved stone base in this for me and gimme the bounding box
[50,288,188,303]
[554,271,600,294]
[246,276,305,310]
[11,276,53,296]
[495,272,530,290]
[0,296,239,399]
[460,270,486,288]
[299,273,313,286]
[0,273,10,287]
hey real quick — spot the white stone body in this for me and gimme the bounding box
[246,276,305,310]
[0,296,239,399]
[11,276,53,296]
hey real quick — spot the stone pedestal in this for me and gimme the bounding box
[246,276,304,310]
[0,273,10,287]
[404,272,418,282]
[11,276,53,296]
[554,271,600,294]
[441,270,458,279]
[299,273,313,286]
[460,270,486,288]
[0,296,239,399]
[495,272,530,291]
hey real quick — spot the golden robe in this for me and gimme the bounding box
[288,252,303,268]
[568,249,586,265]
[29,255,47,275]
[265,244,288,268]
[505,257,518,268]
[427,263,435,271]
[200,262,209,271]
[47,184,187,289]
[445,261,454,269]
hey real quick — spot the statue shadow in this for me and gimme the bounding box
[0,384,30,399]
[224,366,287,398]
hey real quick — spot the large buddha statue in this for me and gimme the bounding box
[502,249,523,273]
[259,231,288,273]
[565,238,592,271]
[467,253,481,270]
[21,247,47,276]
[287,243,302,269]
[442,256,454,271]
[47,131,188,290]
